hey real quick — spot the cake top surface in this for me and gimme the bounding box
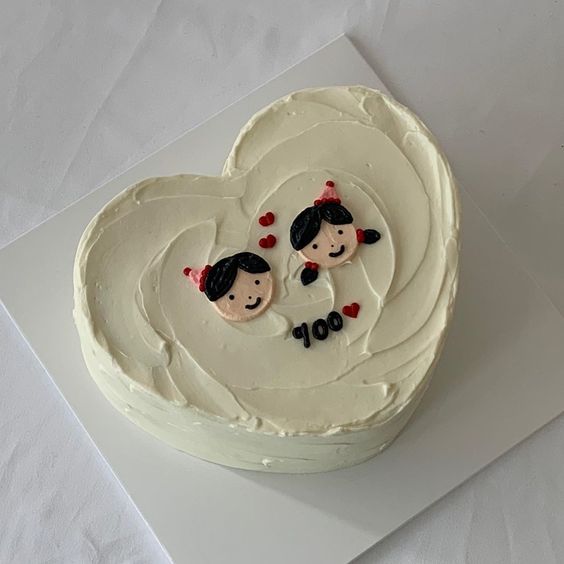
[74,85,459,436]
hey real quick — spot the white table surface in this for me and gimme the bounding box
[1,2,563,563]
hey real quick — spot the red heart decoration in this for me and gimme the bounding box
[259,234,277,249]
[342,302,360,318]
[259,211,275,226]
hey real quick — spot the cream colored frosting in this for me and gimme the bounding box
[73,86,460,472]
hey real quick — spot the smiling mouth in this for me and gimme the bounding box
[245,297,262,310]
[328,245,345,258]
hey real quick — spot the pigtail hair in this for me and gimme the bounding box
[300,262,319,286]
[356,228,381,245]
[363,229,381,244]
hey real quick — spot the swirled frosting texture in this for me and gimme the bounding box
[74,86,460,472]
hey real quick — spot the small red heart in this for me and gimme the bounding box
[342,302,360,318]
[259,234,277,249]
[259,211,275,226]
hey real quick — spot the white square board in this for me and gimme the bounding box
[1,36,564,564]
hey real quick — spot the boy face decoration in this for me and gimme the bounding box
[184,252,273,322]
[212,268,274,321]
[290,181,382,286]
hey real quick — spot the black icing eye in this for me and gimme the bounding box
[255,279,260,285]
[338,229,343,235]
[312,244,318,249]
[229,294,235,300]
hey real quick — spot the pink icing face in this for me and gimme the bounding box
[213,269,274,322]
[298,221,359,268]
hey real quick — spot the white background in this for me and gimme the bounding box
[1,1,563,563]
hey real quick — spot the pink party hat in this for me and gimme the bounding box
[183,264,212,292]
[314,180,341,205]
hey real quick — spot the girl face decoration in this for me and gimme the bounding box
[184,252,273,322]
[290,203,359,268]
[290,181,381,286]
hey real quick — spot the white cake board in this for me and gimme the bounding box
[1,36,564,564]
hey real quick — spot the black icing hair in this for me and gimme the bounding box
[290,202,354,251]
[204,252,270,302]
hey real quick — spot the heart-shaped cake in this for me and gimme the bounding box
[73,86,460,473]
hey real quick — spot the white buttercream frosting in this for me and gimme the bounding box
[73,86,460,472]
